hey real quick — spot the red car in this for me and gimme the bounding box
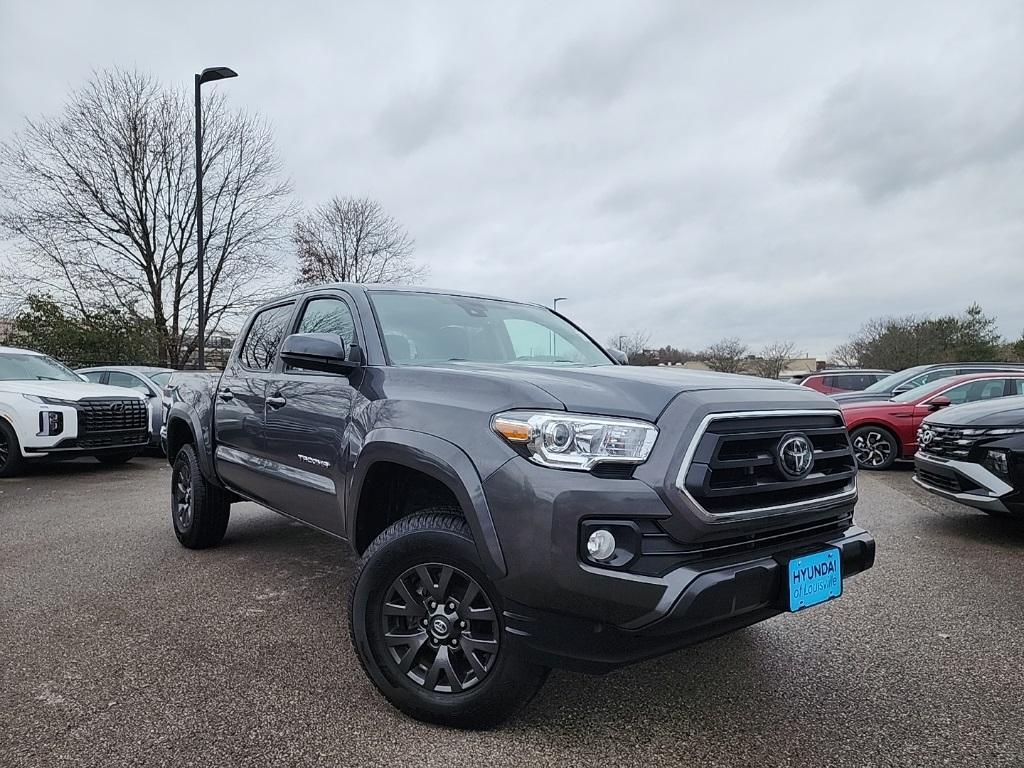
[791,369,892,395]
[842,372,1024,470]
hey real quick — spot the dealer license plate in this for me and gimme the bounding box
[786,548,842,612]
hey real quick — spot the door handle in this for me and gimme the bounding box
[266,395,287,409]
[217,388,234,401]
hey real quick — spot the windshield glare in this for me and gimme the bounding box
[369,292,613,367]
[862,365,930,394]
[0,353,83,382]
[891,380,949,403]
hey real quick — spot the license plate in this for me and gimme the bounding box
[786,548,842,611]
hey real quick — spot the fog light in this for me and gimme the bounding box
[586,529,616,561]
[985,450,1009,478]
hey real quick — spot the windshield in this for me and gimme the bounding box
[861,365,931,394]
[148,371,172,387]
[891,379,952,403]
[369,292,613,367]
[0,352,83,381]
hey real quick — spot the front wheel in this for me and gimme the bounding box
[349,511,548,729]
[851,426,899,470]
[0,420,24,478]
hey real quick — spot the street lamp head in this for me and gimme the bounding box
[198,67,238,85]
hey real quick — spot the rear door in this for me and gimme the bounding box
[214,301,295,500]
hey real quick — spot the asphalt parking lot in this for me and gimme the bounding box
[2,458,1023,767]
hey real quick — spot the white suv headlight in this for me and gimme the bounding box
[491,410,658,470]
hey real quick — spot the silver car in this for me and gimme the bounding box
[76,366,174,451]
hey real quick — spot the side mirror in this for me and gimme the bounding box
[608,348,629,365]
[892,385,912,395]
[927,395,952,410]
[280,333,355,374]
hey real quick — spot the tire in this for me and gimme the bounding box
[0,419,24,478]
[349,511,549,729]
[171,442,231,549]
[96,450,140,466]
[850,426,899,470]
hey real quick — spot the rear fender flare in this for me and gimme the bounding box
[166,405,216,481]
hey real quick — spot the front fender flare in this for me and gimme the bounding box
[348,428,507,579]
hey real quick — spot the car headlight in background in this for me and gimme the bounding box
[491,410,658,470]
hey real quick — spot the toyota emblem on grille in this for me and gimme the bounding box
[776,433,814,479]
[109,402,125,415]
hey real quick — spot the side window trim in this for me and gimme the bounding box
[285,293,362,376]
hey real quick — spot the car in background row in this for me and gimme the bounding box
[788,369,892,394]
[77,366,173,451]
[913,396,1024,516]
[831,363,1024,405]
[0,347,150,477]
[840,373,1024,470]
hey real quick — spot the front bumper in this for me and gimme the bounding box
[503,525,875,673]
[913,452,1015,515]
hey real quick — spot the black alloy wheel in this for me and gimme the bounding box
[172,457,194,532]
[381,563,500,693]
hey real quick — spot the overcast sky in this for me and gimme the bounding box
[2,0,1023,356]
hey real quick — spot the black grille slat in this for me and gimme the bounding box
[918,424,985,461]
[685,414,857,516]
[76,399,148,437]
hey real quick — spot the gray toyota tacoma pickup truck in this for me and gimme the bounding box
[164,284,875,728]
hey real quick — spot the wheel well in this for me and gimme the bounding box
[851,423,903,454]
[166,417,195,462]
[354,462,463,553]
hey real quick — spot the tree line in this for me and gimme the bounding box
[0,68,424,367]
[605,331,802,379]
[608,304,1024,378]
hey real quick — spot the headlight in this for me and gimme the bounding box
[491,410,658,470]
[22,394,76,406]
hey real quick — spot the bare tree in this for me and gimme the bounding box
[0,69,293,366]
[700,337,749,373]
[750,341,800,380]
[294,196,425,285]
[605,330,651,364]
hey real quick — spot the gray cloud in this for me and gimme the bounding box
[2,0,1024,356]
[789,67,1024,200]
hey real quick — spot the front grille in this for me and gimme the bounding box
[679,412,857,517]
[917,423,985,460]
[916,468,961,492]
[76,398,148,436]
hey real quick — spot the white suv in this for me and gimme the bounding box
[0,346,150,477]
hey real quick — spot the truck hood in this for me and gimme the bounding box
[436,363,825,420]
[924,395,1024,427]
[0,380,147,402]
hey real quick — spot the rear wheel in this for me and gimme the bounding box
[0,420,24,478]
[851,426,898,470]
[171,443,231,549]
[349,511,548,729]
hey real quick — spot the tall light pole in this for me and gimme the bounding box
[194,66,238,369]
